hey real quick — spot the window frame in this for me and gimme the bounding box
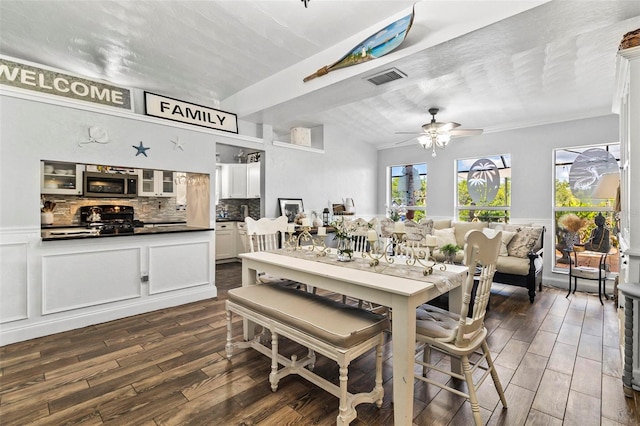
[455,154,511,223]
[387,163,427,220]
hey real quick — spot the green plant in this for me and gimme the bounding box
[440,243,461,256]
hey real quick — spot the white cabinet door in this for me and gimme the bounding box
[41,161,84,195]
[220,163,261,199]
[236,222,248,255]
[247,162,261,198]
[138,170,175,197]
[221,164,247,199]
[215,222,236,260]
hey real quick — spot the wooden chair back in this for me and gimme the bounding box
[245,216,288,252]
[340,217,378,252]
[455,229,502,347]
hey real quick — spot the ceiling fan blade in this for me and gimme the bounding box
[395,131,421,135]
[439,122,460,131]
[395,135,420,145]
[449,128,483,136]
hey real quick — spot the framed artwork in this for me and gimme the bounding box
[278,198,304,223]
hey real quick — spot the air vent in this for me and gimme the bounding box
[365,68,407,86]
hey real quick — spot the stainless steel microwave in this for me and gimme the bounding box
[83,172,138,198]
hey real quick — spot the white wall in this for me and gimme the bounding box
[262,123,378,219]
[377,114,620,288]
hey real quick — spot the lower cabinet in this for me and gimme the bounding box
[215,222,236,260]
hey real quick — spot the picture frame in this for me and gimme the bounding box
[278,198,304,223]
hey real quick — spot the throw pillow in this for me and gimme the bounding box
[404,220,424,242]
[433,219,452,230]
[482,228,516,256]
[453,221,488,247]
[418,218,434,236]
[434,228,457,248]
[507,226,543,258]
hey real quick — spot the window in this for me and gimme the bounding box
[456,154,511,223]
[388,163,426,221]
[553,144,620,272]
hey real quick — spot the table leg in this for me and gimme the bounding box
[391,299,415,425]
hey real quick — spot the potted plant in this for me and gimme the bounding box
[331,218,357,262]
[439,243,461,264]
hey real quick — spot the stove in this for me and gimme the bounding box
[80,205,143,234]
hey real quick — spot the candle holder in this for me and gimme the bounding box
[285,226,330,256]
[362,234,445,276]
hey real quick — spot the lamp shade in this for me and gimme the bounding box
[592,172,619,199]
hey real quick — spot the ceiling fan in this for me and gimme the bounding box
[395,108,483,157]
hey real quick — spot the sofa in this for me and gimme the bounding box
[380,218,545,303]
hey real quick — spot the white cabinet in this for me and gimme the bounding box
[138,169,175,197]
[236,222,248,255]
[215,221,236,260]
[41,161,84,195]
[247,162,261,198]
[220,163,261,199]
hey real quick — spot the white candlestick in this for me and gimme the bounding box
[425,235,437,246]
[394,221,405,233]
[317,226,326,236]
[367,229,377,242]
[301,218,311,227]
[287,224,296,233]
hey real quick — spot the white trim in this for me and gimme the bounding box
[272,140,324,154]
[0,86,264,145]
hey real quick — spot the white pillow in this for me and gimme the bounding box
[482,228,516,256]
[434,228,457,248]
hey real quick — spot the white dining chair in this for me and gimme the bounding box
[245,216,300,288]
[414,229,506,426]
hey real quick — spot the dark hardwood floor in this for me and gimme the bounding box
[1,262,638,425]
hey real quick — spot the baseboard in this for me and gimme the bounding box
[0,286,215,346]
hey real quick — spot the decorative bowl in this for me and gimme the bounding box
[53,169,66,174]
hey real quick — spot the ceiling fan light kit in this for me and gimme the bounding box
[396,107,483,157]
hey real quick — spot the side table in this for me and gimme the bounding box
[567,249,611,304]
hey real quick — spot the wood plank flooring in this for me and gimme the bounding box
[1,262,638,425]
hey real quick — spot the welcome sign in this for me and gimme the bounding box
[0,56,132,110]
[144,92,238,134]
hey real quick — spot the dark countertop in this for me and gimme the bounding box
[42,225,214,241]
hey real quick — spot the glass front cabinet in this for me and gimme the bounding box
[41,161,84,195]
[138,169,175,197]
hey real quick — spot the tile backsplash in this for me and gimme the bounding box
[41,195,187,225]
[216,198,261,220]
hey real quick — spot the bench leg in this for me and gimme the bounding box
[375,343,384,408]
[337,365,350,425]
[270,330,279,392]
[225,310,234,360]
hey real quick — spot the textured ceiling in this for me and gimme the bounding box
[1,1,639,149]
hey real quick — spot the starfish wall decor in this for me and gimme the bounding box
[133,141,150,157]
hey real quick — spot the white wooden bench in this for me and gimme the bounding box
[225,284,389,425]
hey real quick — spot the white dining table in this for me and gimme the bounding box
[239,248,468,425]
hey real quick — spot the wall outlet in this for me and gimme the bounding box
[141,274,149,282]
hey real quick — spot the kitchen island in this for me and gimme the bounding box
[2,226,215,346]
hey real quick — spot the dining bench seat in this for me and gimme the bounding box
[225,284,389,425]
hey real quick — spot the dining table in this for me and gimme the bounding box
[239,247,468,425]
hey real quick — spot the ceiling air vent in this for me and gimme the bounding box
[365,68,407,86]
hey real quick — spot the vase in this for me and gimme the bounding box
[336,238,354,262]
[41,211,54,225]
[444,253,456,264]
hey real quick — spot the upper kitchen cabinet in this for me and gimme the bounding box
[138,169,176,197]
[220,163,260,199]
[41,161,84,195]
[138,169,175,197]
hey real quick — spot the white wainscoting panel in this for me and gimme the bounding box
[0,242,29,323]
[149,241,211,294]
[42,247,141,314]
